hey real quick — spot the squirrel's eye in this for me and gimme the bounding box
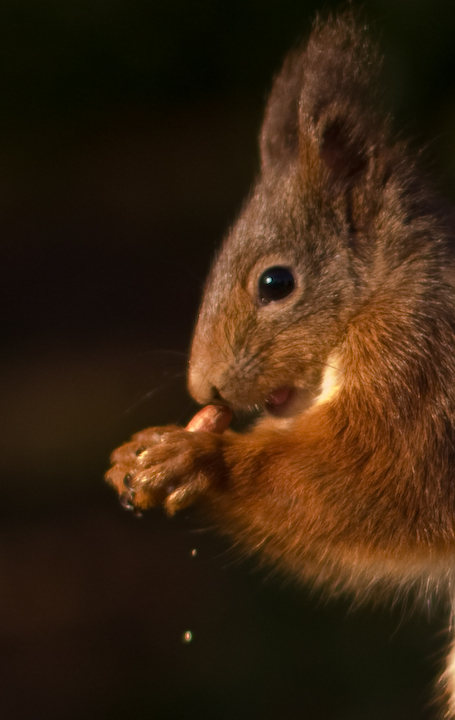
[258,266,295,304]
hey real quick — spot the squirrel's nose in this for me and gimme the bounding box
[188,365,223,405]
[208,386,224,402]
[188,363,213,405]
[188,322,232,405]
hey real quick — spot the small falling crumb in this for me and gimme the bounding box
[182,630,193,643]
[190,548,197,557]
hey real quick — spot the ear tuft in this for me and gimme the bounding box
[260,12,388,191]
[300,13,382,127]
[298,13,385,190]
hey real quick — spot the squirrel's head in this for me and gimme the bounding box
[188,14,408,416]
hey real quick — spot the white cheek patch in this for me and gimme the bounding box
[315,355,342,406]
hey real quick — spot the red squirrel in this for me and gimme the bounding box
[107,14,455,715]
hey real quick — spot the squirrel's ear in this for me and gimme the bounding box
[261,14,388,194]
[298,15,386,194]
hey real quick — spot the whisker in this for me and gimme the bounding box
[240,310,344,381]
[124,371,187,416]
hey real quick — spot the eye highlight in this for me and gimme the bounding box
[258,266,295,304]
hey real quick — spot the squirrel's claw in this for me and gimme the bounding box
[106,423,223,514]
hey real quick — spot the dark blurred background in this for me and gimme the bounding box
[1,1,455,718]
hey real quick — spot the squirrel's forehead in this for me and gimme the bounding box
[206,167,329,287]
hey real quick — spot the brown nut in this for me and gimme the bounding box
[186,404,232,434]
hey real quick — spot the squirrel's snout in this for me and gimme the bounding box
[188,360,223,406]
[188,327,233,405]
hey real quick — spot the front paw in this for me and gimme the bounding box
[106,405,231,515]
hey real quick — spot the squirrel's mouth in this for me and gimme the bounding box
[264,386,316,418]
[264,386,296,417]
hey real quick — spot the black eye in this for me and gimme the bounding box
[258,266,295,304]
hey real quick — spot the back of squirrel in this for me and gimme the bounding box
[107,13,455,716]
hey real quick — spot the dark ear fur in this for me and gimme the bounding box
[261,13,389,193]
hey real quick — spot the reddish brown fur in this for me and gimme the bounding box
[107,13,455,716]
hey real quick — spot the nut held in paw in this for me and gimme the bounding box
[186,404,232,434]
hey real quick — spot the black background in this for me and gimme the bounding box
[2,1,455,718]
